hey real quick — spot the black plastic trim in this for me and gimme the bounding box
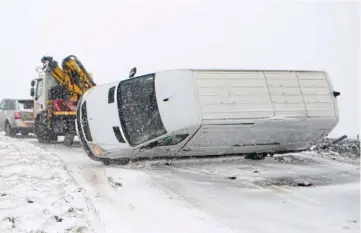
[108,86,115,103]
[81,101,93,142]
[113,126,125,143]
[76,100,102,162]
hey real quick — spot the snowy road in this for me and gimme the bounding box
[0,134,359,233]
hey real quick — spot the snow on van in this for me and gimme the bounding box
[76,69,340,165]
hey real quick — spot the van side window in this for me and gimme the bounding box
[4,100,15,110]
[0,100,4,110]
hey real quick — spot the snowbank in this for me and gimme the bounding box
[315,138,360,156]
[0,135,97,233]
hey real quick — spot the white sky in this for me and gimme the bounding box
[0,0,359,138]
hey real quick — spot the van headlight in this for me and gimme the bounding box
[88,143,110,157]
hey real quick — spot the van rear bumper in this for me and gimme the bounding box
[13,120,34,129]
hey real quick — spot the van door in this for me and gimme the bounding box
[137,133,191,158]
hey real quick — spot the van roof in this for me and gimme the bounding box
[155,68,326,73]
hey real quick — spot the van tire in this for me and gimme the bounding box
[102,160,111,166]
[102,158,131,166]
[245,153,267,160]
[21,132,29,136]
[5,122,15,137]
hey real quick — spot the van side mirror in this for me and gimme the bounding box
[30,87,35,97]
[31,80,36,87]
[333,91,340,97]
[129,67,137,78]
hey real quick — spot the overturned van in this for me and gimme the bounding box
[76,69,340,164]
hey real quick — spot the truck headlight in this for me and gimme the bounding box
[88,143,109,157]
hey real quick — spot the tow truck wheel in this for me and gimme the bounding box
[35,115,51,143]
[63,134,74,147]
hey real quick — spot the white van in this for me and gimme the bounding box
[76,69,340,164]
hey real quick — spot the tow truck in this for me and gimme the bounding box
[30,55,96,146]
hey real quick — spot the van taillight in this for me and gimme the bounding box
[14,112,21,119]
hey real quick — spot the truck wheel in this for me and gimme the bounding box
[35,116,51,143]
[5,122,15,137]
[64,134,74,147]
[49,134,58,142]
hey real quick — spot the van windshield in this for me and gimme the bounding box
[117,74,167,146]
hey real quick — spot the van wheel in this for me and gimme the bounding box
[21,132,29,136]
[245,153,267,160]
[5,122,15,137]
[102,160,111,166]
[102,158,131,166]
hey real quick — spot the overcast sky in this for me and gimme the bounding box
[0,0,359,137]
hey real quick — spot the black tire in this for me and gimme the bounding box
[35,114,56,143]
[21,132,29,136]
[102,159,111,166]
[5,122,15,137]
[245,153,267,160]
[63,134,74,147]
[102,158,131,166]
[116,158,131,165]
[50,134,58,141]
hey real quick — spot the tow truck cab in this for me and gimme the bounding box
[30,73,78,140]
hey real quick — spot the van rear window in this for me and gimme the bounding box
[18,100,34,110]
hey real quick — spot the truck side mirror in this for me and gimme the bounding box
[31,80,36,87]
[129,67,137,78]
[30,87,35,97]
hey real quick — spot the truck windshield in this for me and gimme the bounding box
[117,74,166,146]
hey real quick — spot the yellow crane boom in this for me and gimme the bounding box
[41,55,96,101]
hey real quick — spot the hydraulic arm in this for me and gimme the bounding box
[41,55,96,101]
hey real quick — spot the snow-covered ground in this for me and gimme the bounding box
[0,134,98,233]
[0,133,360,233]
